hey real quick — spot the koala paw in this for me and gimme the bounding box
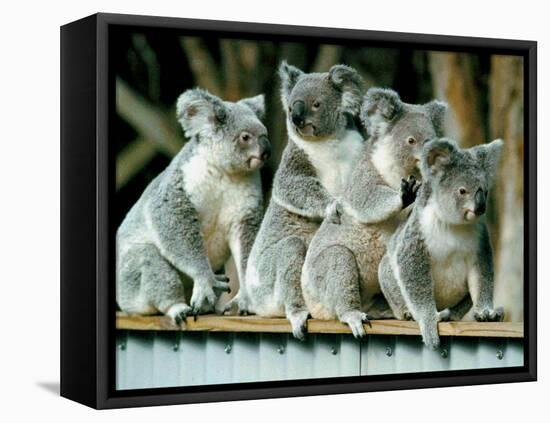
[401,175,421,209]
[438,308,452,322]
[325,200,343,225]
[474,306,504,322]
[340,311,371,339]
[221,293,249,316]
[166,303,192,326]
[403,310,414,321]
[288,310,309,341]
[191,274,230,316]
[419,318,441,350]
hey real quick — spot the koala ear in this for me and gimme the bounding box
[424,100,448,136]
[176,88,228,138]
[361,88,403,136]
[328,64,363,115]
[238,94,265,120]
[279,61,304,109]
[422,138,458,177]
[473,138,504,183]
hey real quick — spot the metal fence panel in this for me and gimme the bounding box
[116,331,523,390]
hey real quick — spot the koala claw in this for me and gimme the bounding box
[362,313,372,328]
[403,311,414,321]
[438,308,451,322]
[474,307,504,322]
[340,311,369,339]
[288,310,309,341]
[166,303,192,326]
[401,175,421,209]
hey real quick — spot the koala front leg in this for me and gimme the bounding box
[327,245,371,338]
[271,144,333,220]
[464,226,504,322]
[222,212,262,315]
[148,173,230,314]
[276,236,310,341]
[393,235,442,349]
[378,254,410,320]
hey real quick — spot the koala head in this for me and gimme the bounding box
[279,61,363,142]
[176,88,271,174]
[362,88,447,181]
[421,138,504,224]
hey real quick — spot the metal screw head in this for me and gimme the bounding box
[173,343,179,352]
[440,348,449,359]
[496,350,504,360]
[330,347,338,355]
[118,341,126,351]
[385,347,393,357]
[277,345,285,354]
[224,344,232,354]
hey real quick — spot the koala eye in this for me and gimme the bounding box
[458,187,467,196]
[312,100,321,110]
[407,136,417,145]
[240,133,252,143]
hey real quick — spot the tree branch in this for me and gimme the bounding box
[116,77,182,157]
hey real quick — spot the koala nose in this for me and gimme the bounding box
[474,188,486,216]
[259,135,271,162]
[291,100,306,128]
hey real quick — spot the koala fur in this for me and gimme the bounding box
[378,138,504,349]
[233,62,365,339]
[302,88,447,338]
[117,88,270,324]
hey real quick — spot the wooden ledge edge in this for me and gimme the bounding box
[115,313,524,338]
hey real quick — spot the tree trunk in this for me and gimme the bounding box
[428,52,485,147]
[489,56,524,322]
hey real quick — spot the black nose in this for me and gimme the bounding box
[259,136,271,162]
[291,100,306,128]
[474,188,486,216]
[261,144,271,162]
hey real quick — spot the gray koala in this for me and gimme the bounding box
[227,62,365,339]
[378,137,504,349]
[302,88,447,338]
[117,88,271,324]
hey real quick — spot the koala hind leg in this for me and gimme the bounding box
[275,236,310,341]
[119,243,190,325]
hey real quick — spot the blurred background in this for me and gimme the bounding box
[114,31,524,322]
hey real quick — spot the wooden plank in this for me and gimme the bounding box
[116,313,524,338]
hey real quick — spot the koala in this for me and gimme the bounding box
[301,88,447,338]
[227,62,365,339]
[378,138,504,349]
[116,88,271,324]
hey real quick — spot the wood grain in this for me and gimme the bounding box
[116,313,523,338]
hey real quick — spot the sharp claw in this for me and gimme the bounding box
[193,309,199,321]
[175,315,181,325]
[363,315,372,328]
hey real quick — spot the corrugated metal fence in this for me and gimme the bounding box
[116,331,523,390]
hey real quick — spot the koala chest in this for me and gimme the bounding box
[182,156,261,270]
[420,206,476,309]
[296,130,363,196]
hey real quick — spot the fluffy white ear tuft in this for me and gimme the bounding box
[176,88,227,138]
[474,138,504,184]
[328,64,363,115]
[279,61,304,109]
[421,138,458,177]
[361,88,402,137]
[239,94,265,120]
[424,100,448,137]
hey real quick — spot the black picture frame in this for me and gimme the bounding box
[60,12,537,409]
